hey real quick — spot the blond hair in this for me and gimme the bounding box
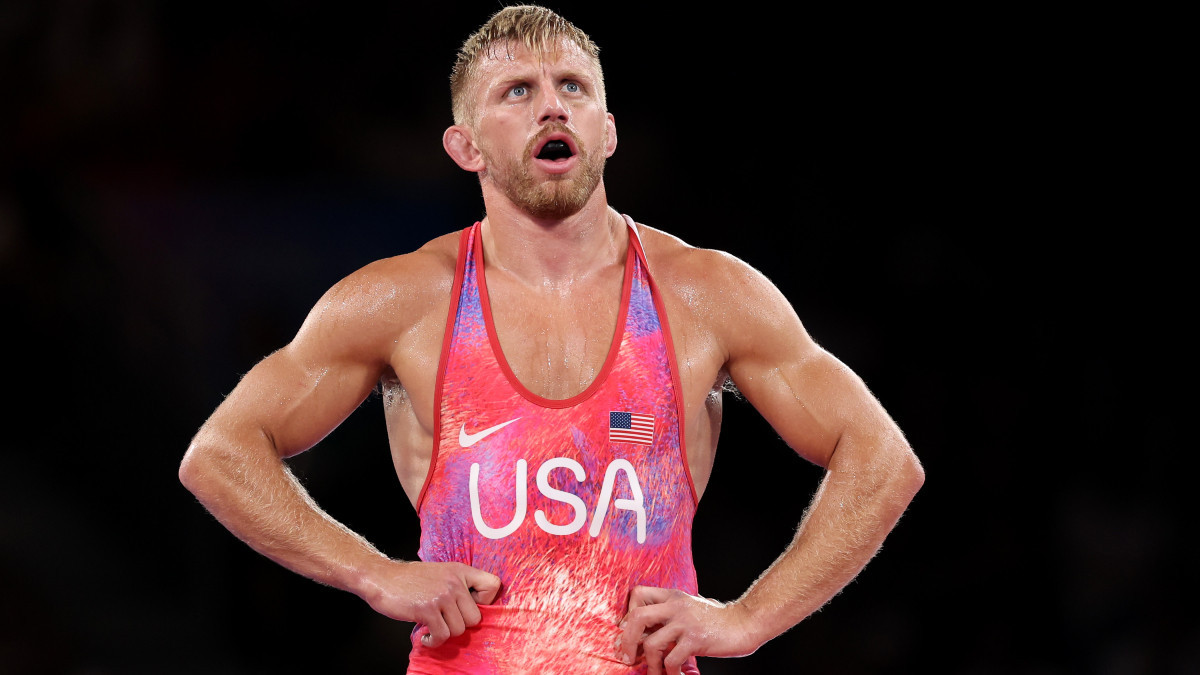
[449,5,605,126]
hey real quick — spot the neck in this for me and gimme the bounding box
[478,186,626,287]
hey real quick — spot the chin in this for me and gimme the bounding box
[524,198,588,220]
[515,176,600,220]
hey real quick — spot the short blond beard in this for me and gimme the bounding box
[481,121,607,219]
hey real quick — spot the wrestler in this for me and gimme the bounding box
[179,6,924,673]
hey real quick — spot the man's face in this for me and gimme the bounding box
[466,39,616,219]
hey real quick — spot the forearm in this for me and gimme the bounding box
[733,439,924,645]
[179,429,390,599]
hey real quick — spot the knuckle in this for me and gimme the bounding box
[665,643,691,667]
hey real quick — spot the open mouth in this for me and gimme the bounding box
[536,139,574,161]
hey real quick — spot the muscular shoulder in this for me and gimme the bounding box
[637,224,785,312]
[290,230,462,363]
[635,222,802,361]
[329,231,459,312]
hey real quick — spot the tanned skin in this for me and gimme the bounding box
[180,33,924,675]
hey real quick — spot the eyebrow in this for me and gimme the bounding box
[490,76,531,96]
[556,69,593,86]
[490,69,594,93]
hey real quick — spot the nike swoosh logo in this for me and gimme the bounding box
[459,418,521,447]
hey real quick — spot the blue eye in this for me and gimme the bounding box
[564,82,580,93]
[510,85,527,97]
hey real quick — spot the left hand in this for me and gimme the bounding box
[614,585,759,674]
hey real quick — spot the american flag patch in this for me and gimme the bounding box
[609,411,654,445]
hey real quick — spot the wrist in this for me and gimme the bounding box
[344,552,402,605]
[725,597,775,653]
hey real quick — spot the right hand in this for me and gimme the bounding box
[361,560,502,647]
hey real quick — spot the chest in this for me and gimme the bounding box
[384,245,727,504]
[487,275,623,401]
[393,259,725,423]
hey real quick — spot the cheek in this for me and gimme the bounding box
[477,120,522,157]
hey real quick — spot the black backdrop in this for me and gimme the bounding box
[1,2,1191,673]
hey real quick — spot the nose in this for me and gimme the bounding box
[537,87,569,124]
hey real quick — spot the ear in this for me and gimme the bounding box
[443,125,485,172]
[604,112,618,157]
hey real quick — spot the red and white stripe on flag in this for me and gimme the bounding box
[609,411,654,445]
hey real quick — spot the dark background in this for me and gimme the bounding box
[1,2,1190,673]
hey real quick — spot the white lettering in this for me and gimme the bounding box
[467,457,647,543]
[534,457,588,535]
[589,459,647,544]
[470,459,527,539]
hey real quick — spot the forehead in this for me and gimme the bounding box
[471,38,600,88]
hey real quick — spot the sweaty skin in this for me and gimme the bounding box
[180,32,924,675]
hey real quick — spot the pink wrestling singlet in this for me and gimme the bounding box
[407,218,700,674]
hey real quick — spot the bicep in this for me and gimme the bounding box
[721,272,899,470]
[729,338,891,469]
[215,340,382,458]
[204,277,395,459]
